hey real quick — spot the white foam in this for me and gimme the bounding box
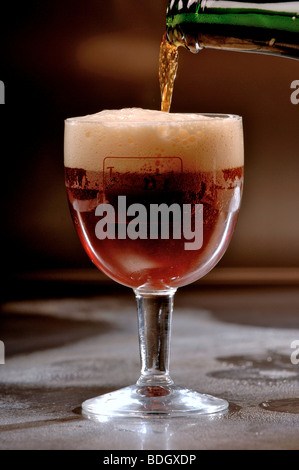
[64,108,244,172]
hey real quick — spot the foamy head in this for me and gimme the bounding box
[64,108,243,172]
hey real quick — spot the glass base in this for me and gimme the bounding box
[81,384,229,419]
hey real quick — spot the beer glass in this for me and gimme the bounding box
[64,108,244,418]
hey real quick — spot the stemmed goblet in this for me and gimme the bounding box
[64,108,244,417]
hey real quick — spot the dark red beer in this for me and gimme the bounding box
[64,109,244,290]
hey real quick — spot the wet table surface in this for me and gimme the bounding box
[0,276,299,450]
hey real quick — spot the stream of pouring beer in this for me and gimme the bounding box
[159,33,179,112]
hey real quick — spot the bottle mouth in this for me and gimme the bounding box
[167,26,202,54]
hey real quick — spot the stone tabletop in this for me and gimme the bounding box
[0,280,299,450]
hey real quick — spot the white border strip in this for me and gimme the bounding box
[202,1,299,13]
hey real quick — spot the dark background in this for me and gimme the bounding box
[1,0,299,278]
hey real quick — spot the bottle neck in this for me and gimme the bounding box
[166,1,299,59]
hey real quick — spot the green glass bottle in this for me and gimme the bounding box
[166,0,299,59]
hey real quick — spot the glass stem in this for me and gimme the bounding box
[134,288,177,387]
